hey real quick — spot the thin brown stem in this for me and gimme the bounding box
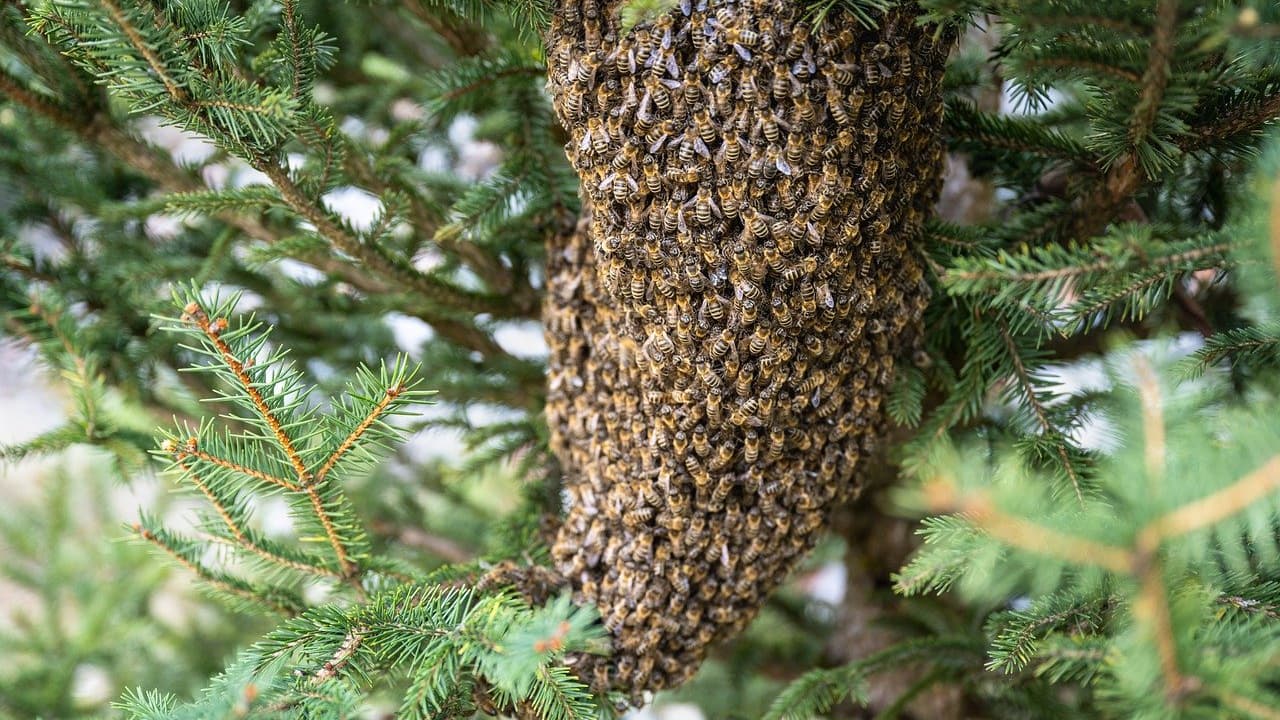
[176,457,339,578]
[257,161,515,318]
[185,447,300,492]
[1219,693,1280,720]
[312,627,367,683]
[922,479,1131,573]
[1129,0,1178,151]
[1139,453,1280,545]
[998,322,1084,504]
[399,0,491,56]
[315,386,400,482]
[1131,548,1192,702]
[1131,353,1165,485]
[134,524,294,615]
[181,303,355,576]
[99,0,187,103]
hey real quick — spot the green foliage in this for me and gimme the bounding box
[113,289,608,719]
[0,466,254,719]
[4,0,1280,718]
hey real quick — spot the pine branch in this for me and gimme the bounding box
[133,523,300,616]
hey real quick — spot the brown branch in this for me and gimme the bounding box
[180,303,356,577]
[1028,58,1142,84]
[314,386,401,482]
[1131,547,1194,702]
[134,524,294,615]
[256,161,516,318]
[947,258,1112,285]
[922,478,1131,573]
[1219,692,1280,720]
[173,455,340,578]
[2,33,541,390]
[1180,91,1280,154]
[372,521,473,563]
[1131,353,1165,484]
[339,146,528,305]
[99,0,187,103]
[312,627,367,683]
[1270,170,1280,284]
[997,322,1084,504]
[399,0,491,57]
[1129,0,1178,150]
[1138,453,1280,545]
[183,304,311,483]
[185,447,300,492]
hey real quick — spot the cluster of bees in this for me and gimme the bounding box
[539,0,951,695]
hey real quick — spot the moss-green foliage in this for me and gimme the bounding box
[3,0,1280,718]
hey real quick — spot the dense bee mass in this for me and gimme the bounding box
[541,0,951,694]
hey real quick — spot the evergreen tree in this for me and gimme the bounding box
[1,1,1280,718]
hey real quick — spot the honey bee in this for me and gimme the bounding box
[781,21,811,59]
[747,325,770,355]
[824,128,857,161]
[678,127,711,164]
[598,171,641,202]
[685,454,711,488]
[770,65,795,100]
[581,116,612,155]
[690,186,721,225]
[710,441,734,471]
[739,74,760,105]
[756,112,785,144]
[706,388,723,424]
[711,79,735,117]
[624,506,655,527]
[740,207,770,240]
[792,93,816,125]
[897,43,914,77]
[765,144,792,177]
[723,27,759,61]
[700,293,725,324]
[883,153,898,182]
[629,270,648,303]
[743,429,761,463]
[735,363,755,396]
[784,133,806,167]
[772,298,795,328]
[666,164,703,184]
[781,256,817,283]
[687,515,706,543]
[670,571,691,596]
[865,59,890,85]
[710,328,734,359]
[569,52,602,88]
[818,52,853,83]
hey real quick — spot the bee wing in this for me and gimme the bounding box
[733,44,753,62]
[694,137,711,159]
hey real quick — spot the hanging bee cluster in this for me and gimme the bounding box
[541,0,952,695]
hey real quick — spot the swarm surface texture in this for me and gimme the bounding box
[542,0,951,694]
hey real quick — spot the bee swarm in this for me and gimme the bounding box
[542,0,951,695]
